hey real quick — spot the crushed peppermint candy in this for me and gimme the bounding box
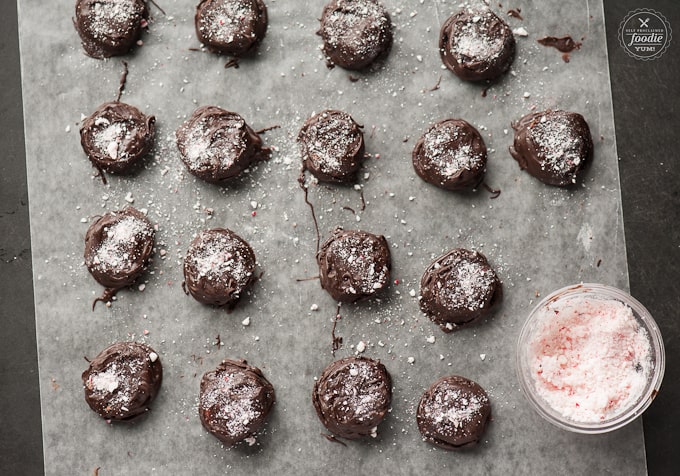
[84,0,144,43]
[86,357,144,415]
[530,113,584,179]
[301,113,361,175]
[438,258,497,312]
[319,359,390,424]
[321,0,391,64]
[91,215,153,273]
[180,116,246,172]
[200,370,265,437]
[197,1,255,45]
[93,121,133,160]
[186,232,253,288]
[327,233,389,296]
[419,378,489,436]
[421,121,484,178]
[529,296,653,423]
[452,9,507,63]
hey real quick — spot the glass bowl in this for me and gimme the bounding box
[516,283,665,433]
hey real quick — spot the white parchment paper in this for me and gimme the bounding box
[19,0,644,474]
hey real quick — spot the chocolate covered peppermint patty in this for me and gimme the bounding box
[509,110,593,186]
[195,0,268,57]
[176,106,269,183]
[318,0,393,70]
[84,207,155,308]
[74,0,149,58]
[417,375,491,449]
[439,7,515,81]
[412,118,487,191]
[317,227,391,303]
[313,356,392,439]
[80,101,155,177]
[199,359,275,446]
[298,109,366,183]
[183,228,257,310]
[82,341,162,421]
[419,248,501,332]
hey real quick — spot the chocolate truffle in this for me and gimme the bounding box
[318,0,393,70]
[317,228,391,303]
[199,359,275,446]
[419,248,501,332]
[80,101,156,176]
[298,110,366,183]
[439,8,515,81]
[195,0,268,56]
[74,0,148,59]
[82,341,162,421]
[84,207,155,306]
[175,106,269,183]
[412,118,487,191]
[417,375,491,450]
[313,356,392,439]
[509,110,593,186]
[183,228,257,310]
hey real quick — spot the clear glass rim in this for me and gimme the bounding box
[516,283,665,434]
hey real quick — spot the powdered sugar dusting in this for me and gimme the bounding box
[92,215,153,273]
[530,297,653,422]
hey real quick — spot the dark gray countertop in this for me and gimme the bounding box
[0,0,42,474]
[605,2,680,474]
[1,1,678,474]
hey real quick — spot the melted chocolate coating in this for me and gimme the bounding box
[84,207,155,292]
[509,110,593,186]
[439,8,515,81]
[195,0,268,56]
[80,101,155,175]
[298,110,365,183]
[537,35,582,53]
[74,0,148,59]
[82,342,162,421]
[183,228,257,309]
[419,248,501,333]
[199,359,275,446]
[317,228,391,303]
[176,106,269,183]
[318,0,393,70]
[312,356,392,439]
[417,375,491,450]
[412,118,487,191]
